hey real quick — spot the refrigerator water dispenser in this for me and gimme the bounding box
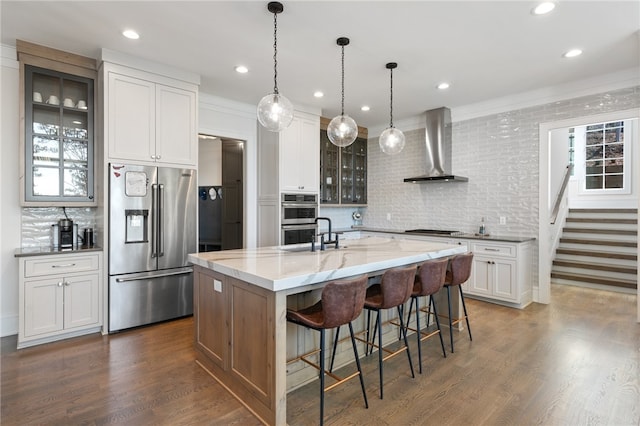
[125,209,148,243]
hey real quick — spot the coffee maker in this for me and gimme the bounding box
[59,219,74,249]
[51,218,77,249]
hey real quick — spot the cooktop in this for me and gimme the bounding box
[404,229,460,235]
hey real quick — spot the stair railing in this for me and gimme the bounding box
[550,164,573,225]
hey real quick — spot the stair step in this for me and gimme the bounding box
[566,217,638,224]
[562,227,637,236]
[559,238,637,248]
[555,209,638,291]
[569,208,638,214]
[550,271,637,289]
[555,248,637,261]
[552,259,637,275]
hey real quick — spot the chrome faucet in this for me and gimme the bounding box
[314,216,339,250]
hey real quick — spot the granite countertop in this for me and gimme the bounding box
[349,227,536,243]
[188,236,466,292]
[15,246,103,257]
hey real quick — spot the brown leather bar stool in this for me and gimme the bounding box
[443,252,474,353]
[286,275,369,426]
[405,258,448,374]
[362,265,416,399]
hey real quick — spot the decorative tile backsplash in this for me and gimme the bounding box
[365,86,639,232]
[21,207,98,248]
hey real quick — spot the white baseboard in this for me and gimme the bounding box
[1,315,18,337]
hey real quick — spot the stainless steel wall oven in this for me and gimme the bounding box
[281,193,317,224]
[281,193,317,245]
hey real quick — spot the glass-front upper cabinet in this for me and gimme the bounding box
[340,137,367,204]
[320,130,339,203]
[24,65,94,204]
[319,129,367,206]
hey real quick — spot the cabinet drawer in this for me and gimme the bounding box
[471,243,515,258]
[24,254,100,278]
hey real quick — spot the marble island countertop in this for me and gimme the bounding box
[188,236,466,292]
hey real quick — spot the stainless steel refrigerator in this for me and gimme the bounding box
[108,163,196,332]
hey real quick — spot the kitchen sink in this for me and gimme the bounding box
[278,244,347,253]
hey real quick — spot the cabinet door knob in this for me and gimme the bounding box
[157,155,161,160]
[64,281,71,286]
[151,155,156,159]
[57,281,64,287]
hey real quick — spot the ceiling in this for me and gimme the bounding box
[2,1,639,129]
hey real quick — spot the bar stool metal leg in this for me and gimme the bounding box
[329,326,340,372]
[376,310,384,399]
[398,306,415,379]
[348,322,368,409]
[459,288,473,342]
[319,329,325,425]
[414,297,423,374]
[447,285,455,353]
[430,296,447,358]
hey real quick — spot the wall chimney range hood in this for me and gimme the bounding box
[404,107,468,183]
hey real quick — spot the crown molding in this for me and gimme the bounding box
[452,68,640,123]
[368,68,640,137]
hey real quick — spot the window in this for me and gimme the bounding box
[568,128,575,176]
[584,120,625,190]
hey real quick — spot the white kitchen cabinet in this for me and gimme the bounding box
[279,113,320,192]
[18,252,103,349]
[257,110,320,246]
[104,67,198,167]
[464,241,532,308]
[360,231,533,309]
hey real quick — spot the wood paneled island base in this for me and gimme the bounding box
[189,236,466,425]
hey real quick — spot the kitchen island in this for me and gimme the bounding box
[188,236,466,425]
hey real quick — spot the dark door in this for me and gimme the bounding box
[222,140,243,250]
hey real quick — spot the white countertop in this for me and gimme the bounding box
[188,236,467,292]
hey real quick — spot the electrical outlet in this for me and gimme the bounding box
[386,213,391,221]
[499,216,506,225]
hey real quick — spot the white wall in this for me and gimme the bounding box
[198,93,258,248]
[198,136,222,186]
[1,45,22,336]
[549,127,571,209]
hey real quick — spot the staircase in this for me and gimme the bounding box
[551,208,638,291]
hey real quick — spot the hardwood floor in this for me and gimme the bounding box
[2,284,638,425]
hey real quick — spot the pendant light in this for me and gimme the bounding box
[379,62,406,155]
[327,37,358,147]
[257,1,294,132]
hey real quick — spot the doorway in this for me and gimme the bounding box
[538,108,639,318]
[198,134,244,251]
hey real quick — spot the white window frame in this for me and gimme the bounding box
[574,118,635,196]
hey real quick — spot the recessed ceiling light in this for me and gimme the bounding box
[235,65,248,74]
[563,49,583,58]
[313,91,324,98]
[532,2,556,15]
[437,82,450,90]
[361,105,370,112]
[122,29,140,40]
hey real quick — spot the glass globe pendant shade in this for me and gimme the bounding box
[257,93,294,132]
[379,127,406,155]
[327,114,358,147]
